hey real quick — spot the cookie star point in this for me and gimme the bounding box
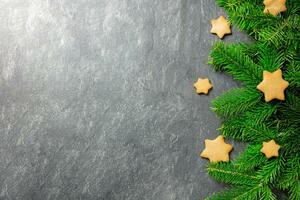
[210,16,231,39]
[200,136,233,163]
[194,78,213,95]
[261,140,280,158]
[257,69,289,102]
[263,0,287,16]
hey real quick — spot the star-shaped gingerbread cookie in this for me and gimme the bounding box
[194,78,213,95]
[261,140,280,159]
[257,69,289,102]
[263,0,287,16]
[210,16,231,39]
[200,136,233,163]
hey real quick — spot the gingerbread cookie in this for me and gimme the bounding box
[210,16,231,39]
[263,0,287,16]
[194,78,213,95]
[200,136,233,163]
[257,69,289,102]
[261,140,280,159]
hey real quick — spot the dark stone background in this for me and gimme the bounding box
[0,0,250,199]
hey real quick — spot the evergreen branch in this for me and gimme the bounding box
[238,43,260,62]
[257,44,286,71]
[286,71,300,87]
[234,144,267,171]
[220,117,278,143]
[285,64,300,87]
[257,155,285,184]
[212,88,261,118]
[258,15,300,48]
[216,0,275,33]
[206,185,276,200]
[216,0,300,48]
[210,42,263,87]
[216,0,286,47]
[241,42,297,69]
[205,0,300,199]
[288,181,300,200]
[276,155,300,190]
[207,163,259,186]
[279,93,300,133]
[247,104,277,124]
[278,129,300,154]
[218,119,243,140]
[285,0,300,16]
[239,122,278,143]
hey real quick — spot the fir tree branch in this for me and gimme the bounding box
[276,155,300,190]
[285,0,300,16]
[216,0,277,34]
[206,185,276,200]
[288,181,300,200]
[216,0,300,48]
[205,0,300,199]
[258,15,300,48]
[207,163,259,186]
[257,44,286,71]
[257,155,285,184]
[212,88,262,118]
[210,42,263,87]
[285,64,300,88]
[234,144,267,171]
[220,117,278,143]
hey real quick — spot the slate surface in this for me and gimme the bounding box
[0,0,250,199]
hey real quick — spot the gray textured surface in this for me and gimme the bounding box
[0,0,250,199]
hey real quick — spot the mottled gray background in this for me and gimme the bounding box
[0,0,250,199]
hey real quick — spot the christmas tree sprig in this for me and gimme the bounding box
[216,0,300,48]
[205,0,300,199]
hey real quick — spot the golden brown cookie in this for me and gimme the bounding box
[200,136,233,163]
[210,16,231,39]
[263,0,287,16]
[257,69,289,102]
[194,78,213,95]
[261,140,280,159]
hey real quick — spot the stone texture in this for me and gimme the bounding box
[0,0,250,199]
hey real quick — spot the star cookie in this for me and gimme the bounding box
[257,69,289,102]
[263,0,287,16]
[200,136,233,163]
[210,16,231,39]
[261,140,280,159]
[194,78,213,95]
